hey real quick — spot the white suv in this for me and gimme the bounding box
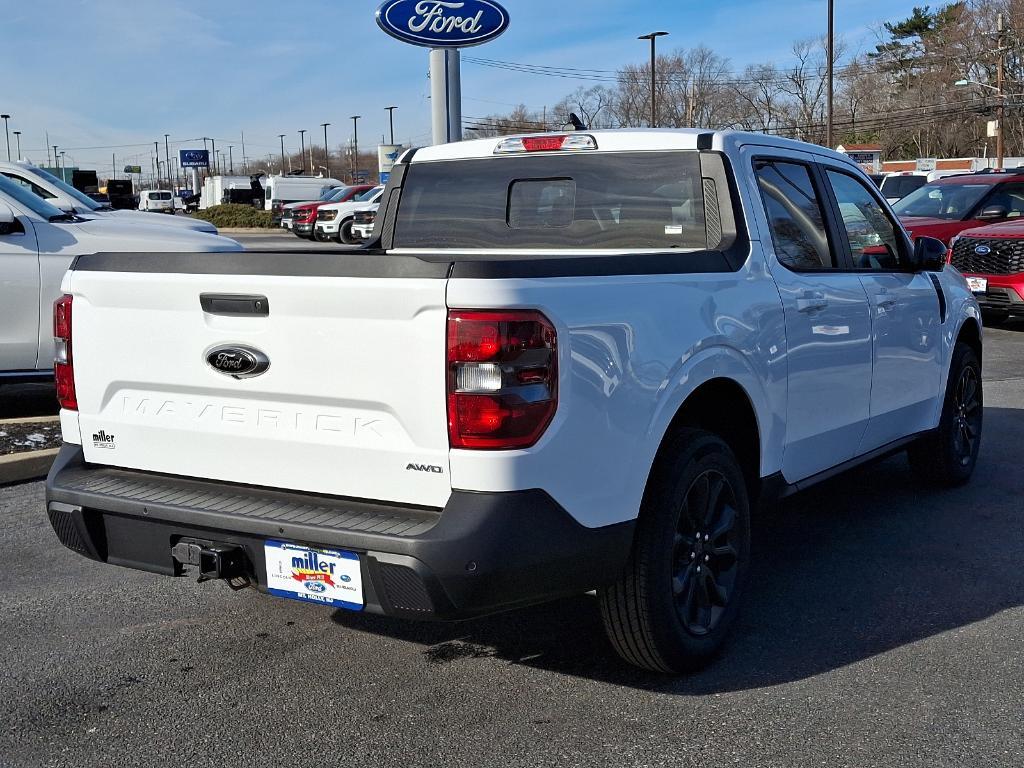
[43,129,981,673]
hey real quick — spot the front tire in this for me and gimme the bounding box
[600,428,751,673]
[338,219,356,244]
[908,342,982,486]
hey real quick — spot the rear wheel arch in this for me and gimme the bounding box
[651,378,762,503]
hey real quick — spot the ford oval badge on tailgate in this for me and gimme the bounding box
[206,345,270,379]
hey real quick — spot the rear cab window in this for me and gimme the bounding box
[392,151,711,251]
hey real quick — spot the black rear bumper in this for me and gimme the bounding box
[44,445,634,620]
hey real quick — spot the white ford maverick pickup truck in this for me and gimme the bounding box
[44,130,982,673]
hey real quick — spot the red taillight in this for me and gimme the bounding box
[447,310,557,450]
[53,294,77,411]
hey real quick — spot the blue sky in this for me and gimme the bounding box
[0,0,924,175]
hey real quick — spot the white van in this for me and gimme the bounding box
[264,175,344,225]
[138,190,174,213]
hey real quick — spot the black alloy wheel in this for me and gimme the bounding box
[672,470,741,636]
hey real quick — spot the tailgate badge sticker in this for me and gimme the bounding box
[205,345,271,380]
[92,430,116,450]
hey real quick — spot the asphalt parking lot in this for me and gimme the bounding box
[1,323,1021,768]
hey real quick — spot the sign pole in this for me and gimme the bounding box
[430,48,463,145]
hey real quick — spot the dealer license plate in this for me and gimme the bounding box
[966,277,988,294]
[264,541,363,610]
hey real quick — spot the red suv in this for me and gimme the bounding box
[292,185,373,240]
[893,168,1024,244]
[949,220,1024,321]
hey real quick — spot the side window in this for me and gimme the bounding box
[825,170,904,270]
[1,172,55,200]
[753,160,834,270]
[981,182,1024,218]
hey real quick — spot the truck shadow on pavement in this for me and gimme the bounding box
[0,383,59,420]
[331,405,1024,694]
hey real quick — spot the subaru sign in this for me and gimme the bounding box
[179,149,210,169]
[375,0,509,48]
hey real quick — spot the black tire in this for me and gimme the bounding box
[313,228,330,243]
[338,219,356,244]
[907,342,982,486]
[599,428,751,673]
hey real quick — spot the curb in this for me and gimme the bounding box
[0,447,59,486]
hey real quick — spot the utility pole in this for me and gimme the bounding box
[211,138,217,176]
[826,0,834,148]
[321,122,331,178]
[164,134,171,191]
[154,142,160,187]
[13,131,21,160]
[997,12,1006,170]
[278,134,286,174]
[385,106,397,144]
[0,115,10,161]
[53,145,59,173]
[112,152,116,181]
[228,145,234,174]
[241,130,248,174]
[638,32,668,128]
[350,115,361,182]
[298,129,307,173]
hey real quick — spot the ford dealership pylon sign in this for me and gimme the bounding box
[376,0,509,48]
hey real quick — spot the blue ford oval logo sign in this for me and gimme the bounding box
[205,345,270,380]
[376,0,510,48]
[975,245,992,256]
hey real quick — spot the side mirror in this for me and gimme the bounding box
[0,203,15,235]
[977,205,1008,221]
[913,236,948,272]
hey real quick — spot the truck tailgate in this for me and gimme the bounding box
[68,263,451,508]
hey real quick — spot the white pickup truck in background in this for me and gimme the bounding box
[43,129,982,673]
[0,175,241,383]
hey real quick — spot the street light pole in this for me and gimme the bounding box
[350,115,361,182]
[278,134,286,174]
[321,123,331,178]
[12,131,20,160]
[826,0,834,148]
[0,115,10,161]
[228,146,234,174]
[298,129,307,173]
[53,145,58,174]
[154,142,160,187]
[637,32,668,128]
[385,106,397,145]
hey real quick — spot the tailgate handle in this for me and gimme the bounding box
[200,294,269,317]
